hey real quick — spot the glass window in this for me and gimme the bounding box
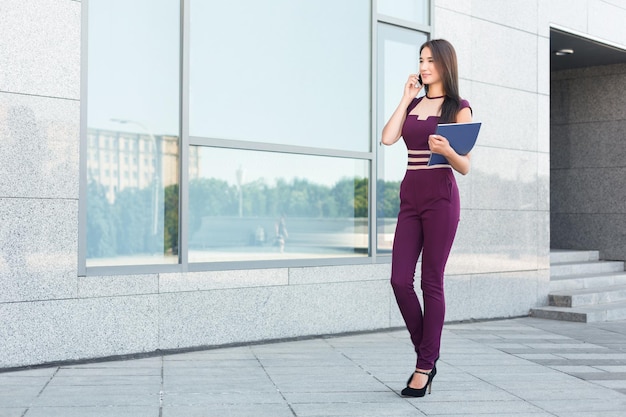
[189,0,370,152]
[189,147,369,263]
[376,23,427,254]
[85,0,180,267]
[377,0,430,26]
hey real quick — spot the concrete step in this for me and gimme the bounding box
[549,271,626,292]
[550,260,625,278]
[530,301,626,323]
[539,250,626,323]
[550,249,599,264]
[549,284,626,307]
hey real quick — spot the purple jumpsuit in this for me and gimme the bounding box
[390,96,471,371]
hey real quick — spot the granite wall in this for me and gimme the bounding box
[551,63,626,261]
[0,0,82,367]
[2,0,626,369]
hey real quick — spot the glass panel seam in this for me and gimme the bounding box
[376,14,430,32]
[179,0,190,271]
[189,137,373,160]
[370,0,377,259]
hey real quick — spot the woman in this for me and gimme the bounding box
[381,39,472,397]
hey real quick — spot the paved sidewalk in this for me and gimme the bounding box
[1,317,626,416]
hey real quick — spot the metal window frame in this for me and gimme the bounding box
[179,0,190,272]
[79,0,432,276]
[373,0,432,263]
[78,0,89,276]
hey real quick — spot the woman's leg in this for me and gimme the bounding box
[416,177,460,371]
[390,201,424,359]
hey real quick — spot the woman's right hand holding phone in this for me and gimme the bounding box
[403,74,422,101]
[381,74,423,145]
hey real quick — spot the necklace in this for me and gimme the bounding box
[425,94,446,99]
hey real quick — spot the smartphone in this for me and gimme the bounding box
[417,75,423,86]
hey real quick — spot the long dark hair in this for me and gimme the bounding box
[420,39,461,123]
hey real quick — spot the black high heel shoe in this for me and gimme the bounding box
[407,357,438,385]
[401,370,434,397]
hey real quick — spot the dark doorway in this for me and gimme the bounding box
[550,27,626,261]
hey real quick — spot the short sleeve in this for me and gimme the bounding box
[459,99,472,115]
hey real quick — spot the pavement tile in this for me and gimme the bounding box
[431,414,554,417]
[482,343,531,349]
[275,379,387,393]
[555,413,626,417]
[163,376,277,393]
[0,369,57,377]
[590,379,626,389]
[161,359,259,368]
[514,353,564,360]
[0,376,50,386]
[2,317,626,416]
[162,404,294,417]
[524,343,606,349]
[282,391,401,403]
[548,365,605,373]
[412,399,545,415]
[162,391,286,406]
[46,375,161,386]
[0,409,27,417]
[574,372,626,380]
[290,401,422,417]
[24,407,160,417]
[553,353,626,359]
[453,365,559,376]
[0,385,42,407]
[56,367,160,377]
[402,388,521,402]
[533,398,626,414]
[508,386,626,401]
[595,365,626,372]
[162,366,267,378]
[32,390,159,407]
[534,359,626,366]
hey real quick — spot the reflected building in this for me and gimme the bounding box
[86,129,199,203]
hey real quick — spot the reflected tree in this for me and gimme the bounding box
[164,184,179,255]
[87,175,402,258]
[377,179,400,218]
[86,181,117,257]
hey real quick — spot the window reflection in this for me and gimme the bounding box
[86,128,179,266]
[86,0,180,267]
[377,0,430,25]
[376,24,427,253]
[189,0,370,151]
[189,147,369,262]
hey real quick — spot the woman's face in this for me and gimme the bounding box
[419,47,441,85]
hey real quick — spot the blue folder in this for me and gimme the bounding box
[427,122,482,166]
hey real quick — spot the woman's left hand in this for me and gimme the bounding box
[428,134,452,157]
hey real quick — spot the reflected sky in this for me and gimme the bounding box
[377,23,427,183]
[377,0,430,25]
[189,0,370,151]
[87,0,180,134]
